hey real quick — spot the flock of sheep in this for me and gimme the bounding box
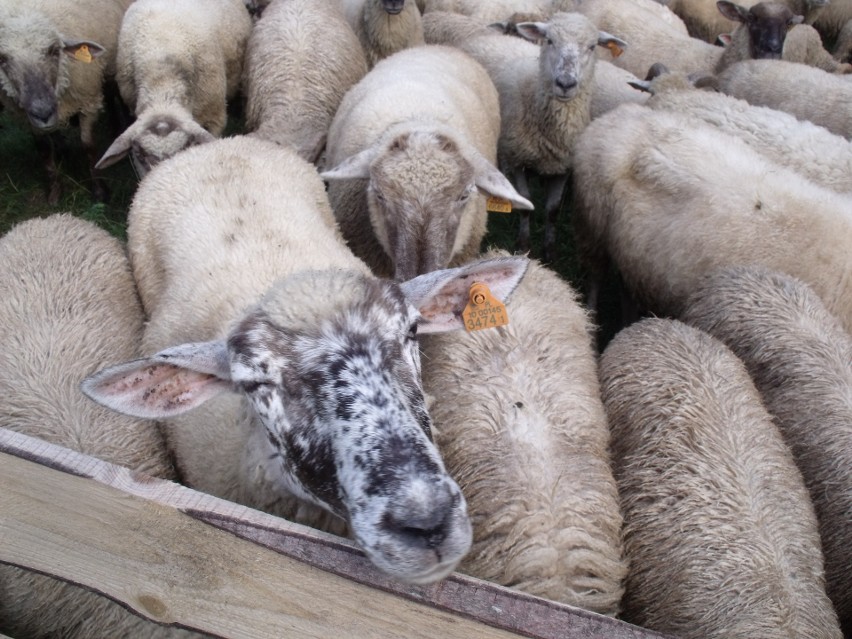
[0,0,850,637]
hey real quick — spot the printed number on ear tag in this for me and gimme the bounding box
[486,196,514,213]
[462,282,509,332]
[75,45,93,63]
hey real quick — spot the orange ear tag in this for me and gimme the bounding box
[605,42,624,58]
[74,45,93,63]
[462,282,510,332]
[486,196,514,213]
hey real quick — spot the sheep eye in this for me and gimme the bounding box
[546,37,554,45]
[588,43,597,51]
[47,44,60,57]
[406,322,418,341]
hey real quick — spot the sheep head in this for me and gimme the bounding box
[82,257,532,585]
[717,1,804,59]
[322,127,533,281]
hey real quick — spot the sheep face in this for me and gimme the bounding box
[718,1,804,59]
[516,13,625,101]
[82,257,530,584]
[0,11,104,130]
[322,129,533,281]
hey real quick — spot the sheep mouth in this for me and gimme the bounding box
[382,0,405,14]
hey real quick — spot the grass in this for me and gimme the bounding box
[0,105,622,348]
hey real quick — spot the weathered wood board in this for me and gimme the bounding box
[0,427,672,639]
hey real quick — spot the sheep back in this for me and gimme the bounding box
[244,0,368,163]
[420,251,626,615]
[599,317,842,639]
[571,103,852,333]
[0,213,200,638]
[681,266,852,634]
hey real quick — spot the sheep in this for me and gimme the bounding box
[666,0,824,43]
[419,250,626,615]
[630,63,852,192]
[681,266,852,635]
[338,0,425,68]
[813,0,852,49]
[570,103,852,332]
[320,45,533,282]
[781,23,852,71]
[424,11,627,262]
[568,0,801,77]
[0,214,204,638]
[242,0,368,164]
[599,317,842,638]
[0,0,131,203]
[715,59,852,138]
[81,134,537,585]
[94,0,252,176]
[714,1,805,69]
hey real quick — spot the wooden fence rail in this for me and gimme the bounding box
[0,427,671,639]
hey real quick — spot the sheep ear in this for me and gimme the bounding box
[467,149,534,210]
[717,32,733,46]
[81,341,233,419]
[400,256,530,333]
[96,124,139,169]
[61,39,106,61]
[716,1,749,23]
[320,146,381,180]
[514,21,548,43]
[598,31,628,57]
[628,80,653,93]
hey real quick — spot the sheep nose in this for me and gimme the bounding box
[382,0,405,14]
[383,482,455,550]
[555,76,578,92]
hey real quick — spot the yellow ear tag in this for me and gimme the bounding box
[486,196,514,213]
[606,42,624,58]
[462,282,510,332]
[74,45,93,63]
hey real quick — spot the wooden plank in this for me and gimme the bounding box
[0,428,672,639]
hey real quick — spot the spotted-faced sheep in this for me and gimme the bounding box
[95,0,252,175]
[681,266,852,635]
[321,45,532,282]
[600,317,842,638]
[716,59,852,138]
[0,214,203,638]
[424,11,627,262]
[82,135,536,585]
[339,0,425,67]
[0,0,131,203]
[571,103,852,332]
[243,0,367,164]
[632,63,852,192]
[420,250,626,615]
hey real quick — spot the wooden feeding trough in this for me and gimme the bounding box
[0,427,671,639]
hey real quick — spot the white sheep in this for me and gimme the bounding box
[631,63,852,192]
[0,214,201,638]
[716,58,852,138]
[599,317,842,638]
[681,266,852,635]
[95,0,252,175]
[833,18,852,62]
[570,103,852,333]
[321,44,532,282]
[81,134,536,586]
[0,0,131,203]
[421,0,553,23]
[590,60,649,119]
[420,250,626,615]
[813,0,852,49]
[424,11,627,262]
[338,0,425,67]
[242,0,367,164]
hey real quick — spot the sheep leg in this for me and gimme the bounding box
[79,112,109,203]
[541,173,568,264]
[33,131,63,206]
[513,168,533,254]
